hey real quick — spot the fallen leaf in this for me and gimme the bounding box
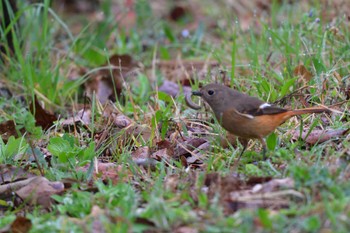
[86,78,115,104]
[77,161,124,185]
[0,165,35,184]
[10,216,32,233]
[156,139,173,150]
[164,174,180,192]
[186,141,210,161]
[250,178,295,193]
[202,173,302,214]
[0,120,18,142]
[159,80,191,97]
[29,97,57,130]
[151,148,173,161]
[333,71,342,83]
[246,176,273,186]
[168,5,190,22]
[61,108,91,130]
[102,103,132,129]
[85,54,138,104]
[229,187,303,212]
[14,176,64,208]
[292,128,349,145]
[125,124,152,145]
[131,146,150,160]
[175,137,207,157]
[152,140,175,160]
[293,64,313,84]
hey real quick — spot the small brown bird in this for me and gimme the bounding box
[187,83,332,159]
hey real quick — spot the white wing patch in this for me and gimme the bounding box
[240,113,254,119]
[259,103,271,109]
[232,108,255,119]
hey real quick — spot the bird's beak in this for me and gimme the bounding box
[192,91,202,96]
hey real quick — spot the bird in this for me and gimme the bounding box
[188,83,333,160]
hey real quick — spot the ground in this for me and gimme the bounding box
[0,0,350,232]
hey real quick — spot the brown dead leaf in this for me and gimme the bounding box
[107,54,134,69]
[132,146,150,160]
[86,78,115,104]
[14,176,64,208]
[156,140,174,151]
[159,80,192,97]
[0,164,35,184]
[202,173,302,214]
[61,108,91,130]
[93,162,122,185]
[102,103,132,129]
[0,165,38,210]
[229,177,302,212]
[204,173,243,213]
[10,216,32,233]
[250,178,295,193]
[152,140,175,160]
[164,174,180,193]
[169,5,190,22]
[125,124,152,145]
[62,104,131,134]
[293,64,313,84]
[0,120,18,142]
[77,162,124,185]
[186,141,210,164]
[246,176,273,186]
[85,54,139,104]
[29,97,57,130]
[292,128,349,145]
[175,137,207,157]
[333,71,342,83]
[151,148,173,161]
[66,65,87,81]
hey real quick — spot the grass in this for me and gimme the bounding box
[1,0,350,232]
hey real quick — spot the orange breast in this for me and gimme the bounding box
[220,110,292,139]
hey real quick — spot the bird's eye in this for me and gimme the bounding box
[208,90,214,95]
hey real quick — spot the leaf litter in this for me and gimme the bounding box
[1,0,350,231]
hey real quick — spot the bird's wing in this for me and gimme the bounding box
[229,90,288,117]
[242,103,288,116]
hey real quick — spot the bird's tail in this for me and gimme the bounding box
[288,106,339,116]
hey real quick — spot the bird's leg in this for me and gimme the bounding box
[236,145,247,164]
[259,138,267,160]
[232,138,248,170]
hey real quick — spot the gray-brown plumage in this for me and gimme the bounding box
[190,83,331,159]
